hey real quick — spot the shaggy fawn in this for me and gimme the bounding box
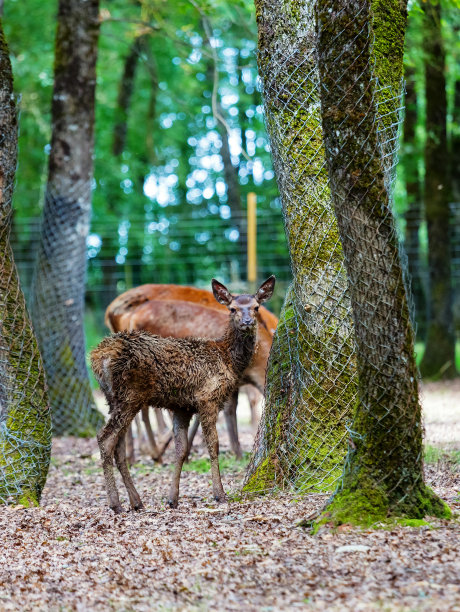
[91,276,275,513]
[104,283,278,461]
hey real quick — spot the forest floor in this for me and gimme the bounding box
[0,381,459,611]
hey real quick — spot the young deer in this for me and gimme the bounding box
[104,284,278,461]
[91,276,275,513]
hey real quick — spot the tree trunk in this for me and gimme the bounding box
[243,0,357,495]
[419,1,456,379]
[403,66,426,336]
[30,0,104,435]
[0,22,51,506]
[113,35,145,157]
[452,78,460,203]
[315,0,449,526]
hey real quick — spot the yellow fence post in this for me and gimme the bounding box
[247,192,257,292]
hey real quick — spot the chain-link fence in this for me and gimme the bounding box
[242,7,357,496]
[242,0,438,517]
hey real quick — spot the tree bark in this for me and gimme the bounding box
[30,0,104,435]
[403,66,426,335]
[419,1,456,379]
[243,0,357,495]
[315,0,449,526]
[0,21,51,506]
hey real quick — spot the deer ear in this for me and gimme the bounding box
[212,279,233,306]
[255,275,275,303]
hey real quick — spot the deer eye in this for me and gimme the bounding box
[230,307,236,313]
[254,306,259,312]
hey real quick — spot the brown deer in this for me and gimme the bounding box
[104,283,278,460]
[91,276,275,512]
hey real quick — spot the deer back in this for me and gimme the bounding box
[105,284,278,336]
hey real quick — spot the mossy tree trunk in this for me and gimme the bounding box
[30,0,104,435]
[0,21,51,505]
[315,0,449,526]
[243,0,357,496]
[403,66,426,336]
[419,1,457,379]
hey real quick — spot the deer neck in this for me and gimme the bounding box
[223,321,257,377]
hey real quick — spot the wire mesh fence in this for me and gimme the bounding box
[242,0,440,510]
[242,8,358,496]
[0,43,51,504]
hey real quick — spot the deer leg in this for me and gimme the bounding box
[142,407,172,462]
[97,415,126,514]
[141,406,161,460]
[186,414,200,459]
[155,407,168,433]
[247,385,262,430]
[224,389,242,459]
[167,411,192,509]
[200,407,226,503]
[114,430,144,511]
[125,424,135,466]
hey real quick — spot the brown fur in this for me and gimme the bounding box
[91,277,275,513]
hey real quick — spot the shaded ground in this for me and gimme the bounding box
[0,382,459,611]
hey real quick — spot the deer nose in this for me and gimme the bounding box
[242,316,254,326]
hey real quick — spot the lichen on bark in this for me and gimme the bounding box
[314,0,449,527]
[0,21,51,505]
[243,0,357,495]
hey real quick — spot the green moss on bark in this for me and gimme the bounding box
[244,0,357,496]
[0,22,51,505]
[315,0,449,526]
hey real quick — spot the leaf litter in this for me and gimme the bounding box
[0,384,459,612]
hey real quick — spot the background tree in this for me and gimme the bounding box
[30,0,104,435]
[419,0,457,379]
[243,0,357,495]
[402,66,426,334]
[0,21,51,505]
[316,0,449,525]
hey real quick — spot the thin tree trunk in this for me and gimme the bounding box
[243,0,357,495]
[419,1,456,379]
[113,35,145,157]
[30,0,104,435]
[203,46,246,264]
[217,107,246,253]
[403,66,426,335]
[452,78,460,203]
[0,21,51,505]
[315,0,448,525]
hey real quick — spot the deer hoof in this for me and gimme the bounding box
[133,501,144,511]
[214,494,227,504]
[167,498,178,509]
[111,504,124,514]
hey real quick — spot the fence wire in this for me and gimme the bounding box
[29,184,104,436]
[243,1,411,499]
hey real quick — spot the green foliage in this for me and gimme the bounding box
[180,451,249,474]
[424,445,460,466]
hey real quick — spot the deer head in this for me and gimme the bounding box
[211,276,276,330]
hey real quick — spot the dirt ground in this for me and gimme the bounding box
[0,382,459,611]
